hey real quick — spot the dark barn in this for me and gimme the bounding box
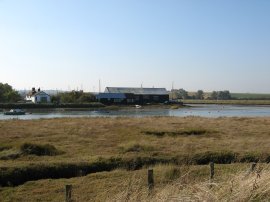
[96,87,169,105]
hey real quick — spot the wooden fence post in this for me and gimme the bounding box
[210,162,214,180]
[148,169,154,190]
[65,184,72,202]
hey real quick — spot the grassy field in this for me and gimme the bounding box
[231,93,270,100]
[1,117,270,201]
[184,91,270,105]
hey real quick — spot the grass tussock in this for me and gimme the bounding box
[20,143,62,156]
[0,143,63,160]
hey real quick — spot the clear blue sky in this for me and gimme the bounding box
[0,0,270,93]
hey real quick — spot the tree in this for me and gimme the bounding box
[218,90,231,100]
[210,91,218,100]
[195,90,204,100]
[58,91,96,103]
[210,90,231,100]
[0,83,21,103]
[77,93,96,103]
[51,94,61,104]
[178,88,189,99]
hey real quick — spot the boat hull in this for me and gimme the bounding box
[4,112,26,115]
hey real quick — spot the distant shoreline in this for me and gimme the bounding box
[182,99,270,105]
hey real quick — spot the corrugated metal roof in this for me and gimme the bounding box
[105,87,168,95]
[96,93,126,99]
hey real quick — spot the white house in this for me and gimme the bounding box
[25,87,51,103]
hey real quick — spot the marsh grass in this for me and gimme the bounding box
[1,117,270,168]
[1,117,270,200]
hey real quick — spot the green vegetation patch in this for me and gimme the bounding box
[191,151,237,164]
[0,145,12,152]
[231,93,270,100]
[20,143,62,156]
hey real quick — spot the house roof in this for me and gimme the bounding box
[96,93,126,99]
[27,91,50,97]
[105,87,168,95]
[35,91,50,96]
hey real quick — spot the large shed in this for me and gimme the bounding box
[97,87,169,104]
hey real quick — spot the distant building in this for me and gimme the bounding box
[96,87,169,104]
[25,87,51,103]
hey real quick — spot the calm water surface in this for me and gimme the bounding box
[1,104,270,120]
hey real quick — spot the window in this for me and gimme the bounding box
[114,98,123,103]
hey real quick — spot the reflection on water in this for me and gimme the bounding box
[1,104,270,120]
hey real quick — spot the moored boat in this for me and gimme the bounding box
[4,109,26,115]
[135,105,142,109]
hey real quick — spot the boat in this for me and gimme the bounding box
[4,109,26,115]
[135,105,142,109]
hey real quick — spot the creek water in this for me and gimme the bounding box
[1,104,270,120]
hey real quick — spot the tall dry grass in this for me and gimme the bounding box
[109,164,270,202]
[1,163,269,201]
